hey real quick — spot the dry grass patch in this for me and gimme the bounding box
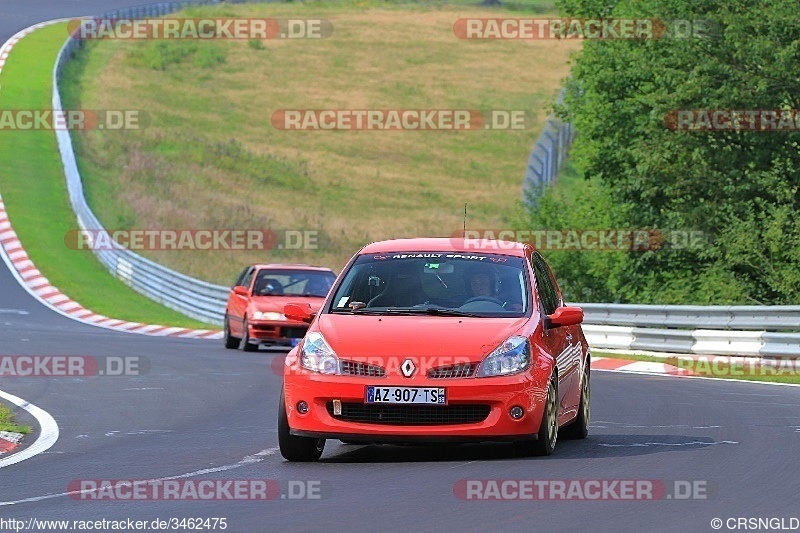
[63,2,580,283]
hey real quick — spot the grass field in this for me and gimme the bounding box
[0,24,214,328]
[61,1,580,284]
[0,404,29,434]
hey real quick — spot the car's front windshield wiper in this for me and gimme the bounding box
[344,306,482,317]
[414,307,483,317]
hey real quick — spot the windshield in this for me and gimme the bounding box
[329,252,528,317]
[253,269,336,297]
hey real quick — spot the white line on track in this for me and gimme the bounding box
[0,447,279,506]
[0,389,59,469]
[599,440,739,448]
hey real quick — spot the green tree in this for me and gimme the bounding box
[535,0,800,303]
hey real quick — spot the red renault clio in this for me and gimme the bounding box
[278,238,589,461]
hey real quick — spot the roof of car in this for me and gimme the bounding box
[360,238,529,257]
[252,264,336,273]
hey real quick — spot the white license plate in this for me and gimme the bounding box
[366,386,446,405]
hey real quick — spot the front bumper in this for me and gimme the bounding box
[248,320,308,344]
[283,366,551,441]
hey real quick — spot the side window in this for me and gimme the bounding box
[241,268,256,291]
[541,256,564,309]
[232,267,249,287]
[531,252,558,315]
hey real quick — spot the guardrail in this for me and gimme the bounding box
[578,303,800,331]
[53,1,228,326]
[522,90,574,205]
[576,305,800,357]
[50,2,800,357]
[580,325,799,358]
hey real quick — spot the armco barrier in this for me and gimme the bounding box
[53,1,228,326]
[581,324,799,358]
[578,303,800,330]
[49,2,800,356]
[522,90,574,205]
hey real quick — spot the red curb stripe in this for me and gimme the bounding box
[0,22,225,342]
[591,358,635,370]
[0,439,19,454]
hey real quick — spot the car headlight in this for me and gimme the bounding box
[251,311,285,321]
[476,335,531,377]
[300,332,340,374]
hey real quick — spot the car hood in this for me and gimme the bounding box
[250,295,325,313]
[314,314,529,360]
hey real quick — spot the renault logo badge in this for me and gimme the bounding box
[400,359,416,378]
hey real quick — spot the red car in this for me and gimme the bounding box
[278,238,589,461]
[224,264,336,351]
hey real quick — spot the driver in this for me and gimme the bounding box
[467,271,495,298]
[464,267,523,312]
[305,276,332,297]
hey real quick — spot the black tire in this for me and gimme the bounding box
[241,318,259,352]
[562,361,590,439]
[515,375,558,457]
[223,316,240,349]
[278,390,325,462]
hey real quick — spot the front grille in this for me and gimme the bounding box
[427,362,479,379]
[340,360,386,377]
[326,402,490,425]
[281,327,307,339]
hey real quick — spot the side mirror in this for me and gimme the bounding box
[285,303,315,324]
[233,285,249,296]
[545,306,583,328]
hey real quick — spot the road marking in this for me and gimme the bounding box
[0,447,279,506]
[593,421,721,429]
[0,389,59,469]
[599,440,738,448]
[0,309,29,315]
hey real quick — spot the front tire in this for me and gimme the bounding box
[515,375,558,456]
[241,318,259,352]
[223,316,240,349]
[278,391,325,462]
[562,360,590,439]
